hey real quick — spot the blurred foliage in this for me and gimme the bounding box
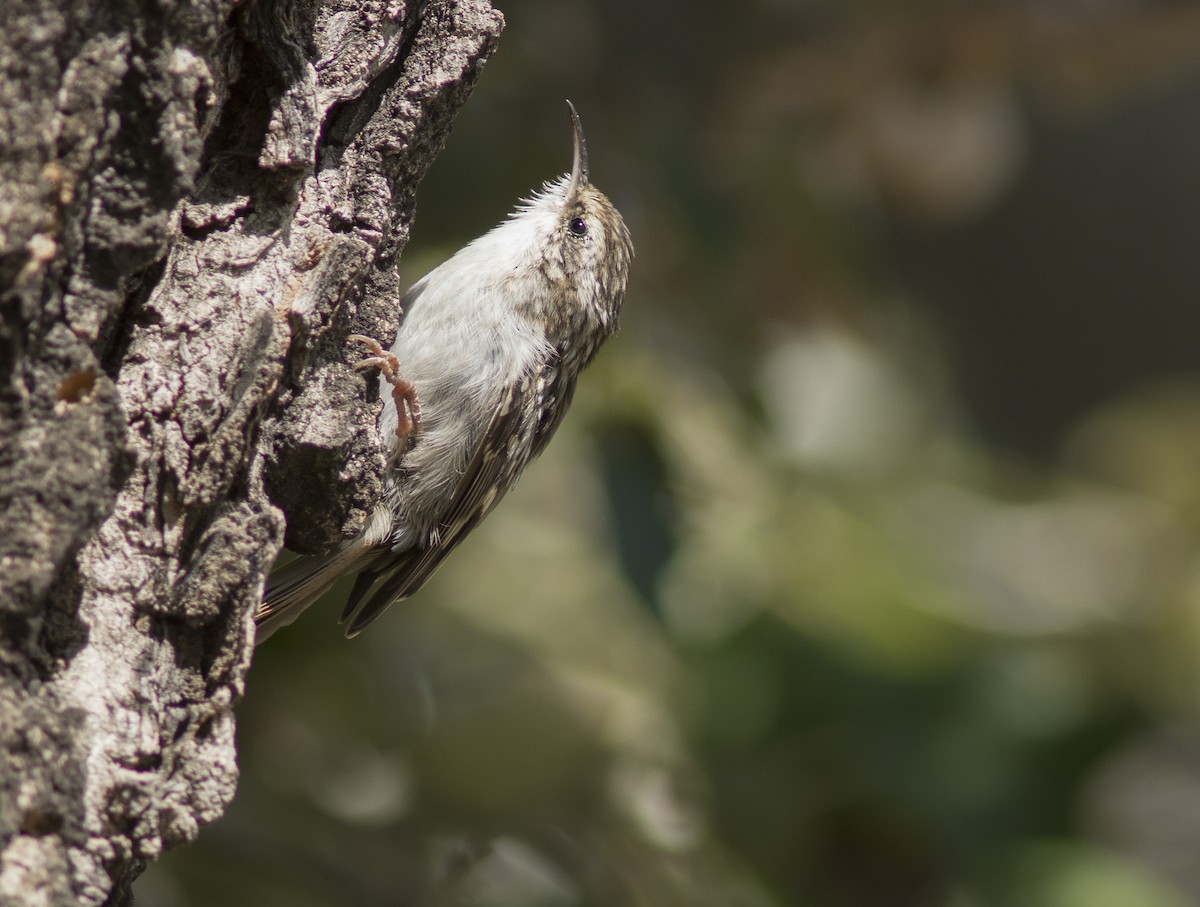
[141,1,1200,905]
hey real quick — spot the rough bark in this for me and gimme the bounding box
[0,0,503,902]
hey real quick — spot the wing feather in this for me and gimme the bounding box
[342,363,575,636]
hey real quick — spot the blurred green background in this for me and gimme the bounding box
[140,2,1200,905]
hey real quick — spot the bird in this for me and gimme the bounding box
[256,101,634,641]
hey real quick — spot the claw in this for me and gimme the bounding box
[353,355,393,373]
[348,334,421,447]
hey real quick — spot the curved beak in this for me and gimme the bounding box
[566,99,589,194]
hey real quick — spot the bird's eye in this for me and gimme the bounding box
[568,216,588,237]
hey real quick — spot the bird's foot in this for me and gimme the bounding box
[348,334,422,448]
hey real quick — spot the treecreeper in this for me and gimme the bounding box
[257,101,634,641]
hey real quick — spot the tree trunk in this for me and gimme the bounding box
[0,0,502,902]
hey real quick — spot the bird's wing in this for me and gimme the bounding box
[340,362,577,636]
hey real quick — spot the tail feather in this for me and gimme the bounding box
[255,547,362,643]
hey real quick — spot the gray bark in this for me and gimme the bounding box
[0,0,502,902]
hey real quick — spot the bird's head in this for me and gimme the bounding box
[486,102,634,347]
